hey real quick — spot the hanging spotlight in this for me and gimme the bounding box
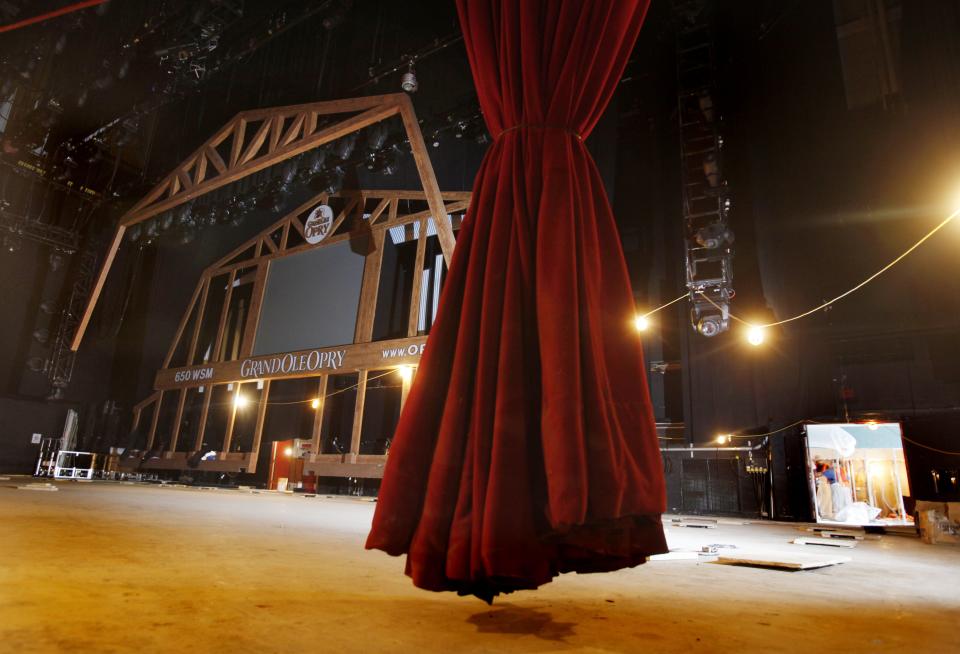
[234,394,249,409]
[694,222,734,249]
[333,134,356,162]
[366,123,389,152]
[866,420,879,431]
[715,434,731,445]
[144,220,160,243]
[746,325,765,346]
[696,313,727,337]
[311,398,320,410]
[397,365,413,383]
[39,300,57,315]
[400,60,418,93]
[32,328,50,345]
[634,315,650,332]
[126,223,143,242]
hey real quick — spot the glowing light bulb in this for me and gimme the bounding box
[634,315,650,332]
[311,398,320,410]
[747,326,765,346]
[716,434,731,445]
[397,365,413,383]
[866,420,879,431]
[284,447,293,457]
[234,394,248,409]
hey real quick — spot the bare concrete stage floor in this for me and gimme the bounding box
[2,479,959,653]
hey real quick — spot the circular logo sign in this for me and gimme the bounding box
[304,204,334,244]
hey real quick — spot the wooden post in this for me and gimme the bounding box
[168,389,187,453]
[212,270,236,362]
[348,370,368,462]
[311,376,328,459]
[145,392,162,450]
[354,228,385,343]
[248,379,270,473]
[193,387,212,451]
[396,94,455,267]
[222,384,241,454]
[407,217,428,336]
[240,262,269,357]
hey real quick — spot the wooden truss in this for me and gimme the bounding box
[127,187,470,476]
[71,93,456,351]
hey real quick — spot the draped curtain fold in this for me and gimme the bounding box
[366,0,666,602]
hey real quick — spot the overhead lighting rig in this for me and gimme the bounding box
[673,0,736,337]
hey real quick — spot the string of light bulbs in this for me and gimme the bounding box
[636,207,960,343]
[229,369,408,409]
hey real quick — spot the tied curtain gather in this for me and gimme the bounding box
[366,0,666,601]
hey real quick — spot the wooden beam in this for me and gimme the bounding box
[349,370,368,461]
[229,118,247,168]
[238,118,273,166]
[239,263,268,358]
[280,113,306,147]
[193,388,212,451]
[193,152,209,185]
[145,390,164,450]
[407,218,428,337]
[168,389,187,453]
[69,225,125,351]
[311,376,328,457]
[367,198,390,224]
[162,283,202,368]
[119,102,400,227]
[396,94,455,266]
[221,384,241,454]
[206,145,227,175]
[249,379,270,472]
[269,114,284,152]
[186,280,209,366]
[354,228,385,343]
[211,270,236,363]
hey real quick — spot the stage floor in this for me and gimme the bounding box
[2,478,958,653]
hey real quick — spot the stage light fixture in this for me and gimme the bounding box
[866,421,879,431]
[694,222,734,249]
[333,134,356,162]
[234,394,249,409]
[746,325,765,346]
[401,62,418,93]
[634,315,650,332]
[32,328,50,345]
[311,398,320,409]
[696,313,726,337]
[397,365,413,383]
[715,434,731,445]
[284,446,294,457]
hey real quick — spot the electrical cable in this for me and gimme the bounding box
[899,435,960,456]
[639,291,689,318]
[638,208,960,331]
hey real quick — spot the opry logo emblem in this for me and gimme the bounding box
[239,349,346,378]
[304,204,334,244]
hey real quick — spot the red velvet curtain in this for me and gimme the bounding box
[367,0,666,602]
